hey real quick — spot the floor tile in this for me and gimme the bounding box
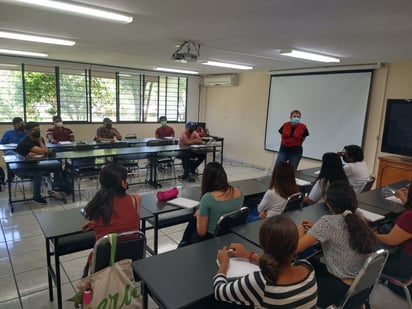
[0,257,13,277]
[3,222,42,241]
[61,256,87,282]
[0,242,7,259]
[10,249,47,274]
[0,275,19,302]
[0,298,21,309]
[7,235,45,257]
[20,283,75,309]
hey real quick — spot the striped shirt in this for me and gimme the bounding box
[213,261,317,308]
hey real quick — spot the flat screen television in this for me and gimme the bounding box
[381,99,412,158]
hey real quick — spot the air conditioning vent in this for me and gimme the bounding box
[202,74,238,87]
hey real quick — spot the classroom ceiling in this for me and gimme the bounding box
[1,0,412,75]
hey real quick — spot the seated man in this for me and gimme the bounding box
[95,118,122,142]
[338,144,370,193]
[0,117,27,144]
[178,122,206,182]
[15,122,64,204]
[155,116,175,138]
[45,115,75,144]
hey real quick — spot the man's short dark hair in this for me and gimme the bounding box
[159,116,167,122]
[52,115,61,122]
[12,117,23,125]
[344,145,364,162]
[25,121,39,131]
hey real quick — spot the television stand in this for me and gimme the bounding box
[377,156,412,187]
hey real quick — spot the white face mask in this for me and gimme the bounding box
[55,122,63,128]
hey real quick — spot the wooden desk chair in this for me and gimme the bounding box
[214,206,249,237]
[326,249,389,309]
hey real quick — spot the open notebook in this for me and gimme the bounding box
[217,258,260,279]
[167,197,199,209]
[358,208,385,222]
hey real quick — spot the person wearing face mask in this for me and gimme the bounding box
[177,122,206,182]
[95,117,122,143]
[337,144,370,193]
[45,115,75,144]
[274,109,309,171]
[16,122,64,204]
[155,116,175,138]
[1,117,27,144]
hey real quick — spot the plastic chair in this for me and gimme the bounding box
[361,176,376,193]
[214,206,249,237]
[90,230,146,278]
[380,273,412,309]
[326,249,389,309]
[283,192,304,213]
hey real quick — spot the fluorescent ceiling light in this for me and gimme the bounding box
[0,48,48,57]
[202,61,253,70]
[279,49,340,63]
[0,30,75,46]
[15,0,133,24]
[156,67,199,75]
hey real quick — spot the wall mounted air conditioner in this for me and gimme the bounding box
[202,74,238,87]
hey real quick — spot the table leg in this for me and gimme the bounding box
[45,239,53,301]
[154,214,159,255]
[141,282,148,309]
[7,165,13,212]
[54,238,63,309]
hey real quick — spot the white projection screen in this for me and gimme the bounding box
[265,71,372,160]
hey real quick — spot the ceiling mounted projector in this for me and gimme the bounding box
[172,41,200,63]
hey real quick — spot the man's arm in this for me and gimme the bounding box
[27,138,48,157]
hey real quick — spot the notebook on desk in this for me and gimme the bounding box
[358,208,385,222]
[167,197,199,209]
[216,258,260,280]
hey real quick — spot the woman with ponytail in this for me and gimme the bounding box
[297,181,377,308]
[214,215,317,308]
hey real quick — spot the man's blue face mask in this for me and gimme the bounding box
[291,117,300,124]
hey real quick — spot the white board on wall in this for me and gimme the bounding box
[265,71,372,160]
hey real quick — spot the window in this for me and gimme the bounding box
[90,71,116,123]
[59,68,88,122]
[24,65,57,122]
[0,65,24,122]
[119,74,142,121]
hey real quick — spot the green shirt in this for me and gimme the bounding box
[198,191,244,234]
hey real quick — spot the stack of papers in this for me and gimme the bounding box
[384,196,403,204]
[167,197,199,209]
[217,258,260,279]
[358,208,385,222]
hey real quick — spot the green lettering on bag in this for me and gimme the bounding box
[95,284,140,309]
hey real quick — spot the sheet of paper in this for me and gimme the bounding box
[314,170,320,175]
[384,195,403,204]
[217,258,260,279]
[167,197,199,209]
[58,141,72,145]
[295,178,311,186]
[358,208,385,222]
[4,143,17,147]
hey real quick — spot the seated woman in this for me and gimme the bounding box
[214,215,318,308]
[298,181,377,308]
[375,182,412,297]
[81,162,141,275]
[304,152,349,205]
[258,161,299,218]
[179,162,244,246]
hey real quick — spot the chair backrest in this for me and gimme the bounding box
[214,207,249,237]
[283,192,304,213]
[91,230,146,274]
[337,249,388,308]
[361,176,376,193]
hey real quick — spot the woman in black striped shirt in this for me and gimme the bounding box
[214,215,318,308]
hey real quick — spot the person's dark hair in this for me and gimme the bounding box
[12,117,23,125]
[317,152,349,194]
[325,181,377,254]
[269,161,299,199]
[52,115,61,122]
[344,145,364,162]
[84,163,128,224]
[25,121,39,131]
[290,109,301,117]
[405,181,412,209]
[159,116,167,122]
[201,162,232,196]
[259,215,298,283]
[103,117,112,123]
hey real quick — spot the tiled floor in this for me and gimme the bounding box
[0,162,408,308]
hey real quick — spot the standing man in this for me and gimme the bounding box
[0,117,27,144]
[178,122,205,182]
[95,117,122,142]
[338,144,370,193]
[46,115,75,143]
[155,116,175,138]
[274,110,309,171]
[16,122,64,204]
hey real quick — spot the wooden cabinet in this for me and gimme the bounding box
[377,156,412,187]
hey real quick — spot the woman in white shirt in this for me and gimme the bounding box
[304,152,349,205]
[258,161,299,218]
